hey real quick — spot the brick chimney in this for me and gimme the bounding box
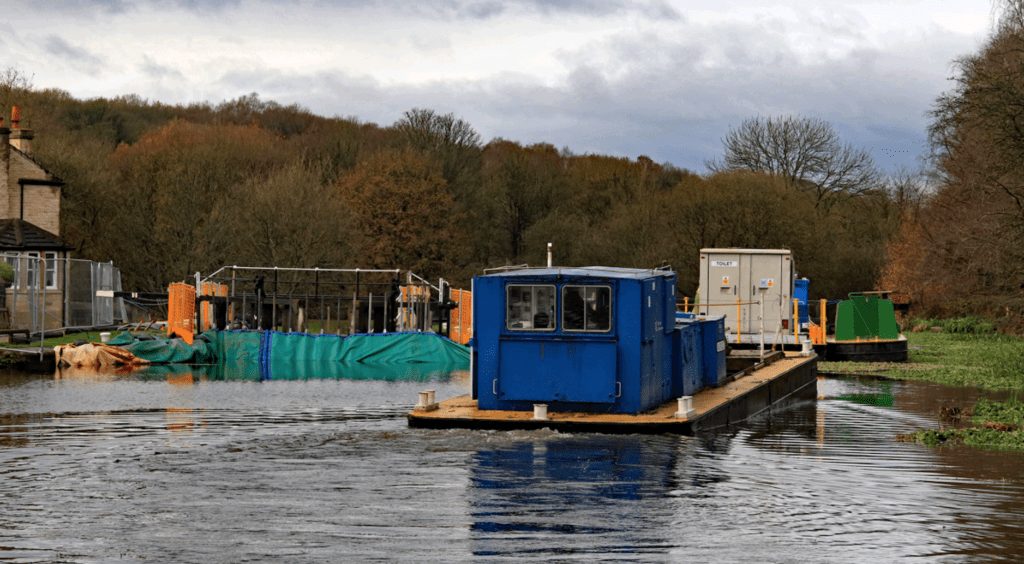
[9,106,33,158]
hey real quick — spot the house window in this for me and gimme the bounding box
[26,252,38,289]
[23,252,57,290]
[562,285,612,332]
[44,252,57,290]
[506,285,556,331]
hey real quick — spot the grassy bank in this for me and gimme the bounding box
[819,331,1024,390]
[897,396,1024,451]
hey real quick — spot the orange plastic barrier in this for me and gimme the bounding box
[167,283,196,344]
[199,282,228,332]
[808,323,825,346]
[449,289,472,345]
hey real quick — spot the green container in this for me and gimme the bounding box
[834,293,900,341]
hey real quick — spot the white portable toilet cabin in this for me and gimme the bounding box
[697,248,796,346]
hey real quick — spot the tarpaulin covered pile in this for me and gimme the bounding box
[58,330,469,380]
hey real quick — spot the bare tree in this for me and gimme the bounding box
[394,108,482,199]
[0,67,33,119]
[707,115,881,212]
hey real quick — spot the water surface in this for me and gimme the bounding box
[1,367,1022,562]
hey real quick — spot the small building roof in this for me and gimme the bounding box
[481,266,673,280]
[700,248,791,255]
[0,218,73,251]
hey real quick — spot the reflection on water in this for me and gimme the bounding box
[1,370,1024,562]
[56,358,469,383]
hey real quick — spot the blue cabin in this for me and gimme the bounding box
[472,267,699,415]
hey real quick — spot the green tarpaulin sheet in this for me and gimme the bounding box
[266,332,470,364]
[108,331,469,379]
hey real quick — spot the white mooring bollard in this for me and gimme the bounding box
[801,339,813,357]
[415,390,438,412]
[532,404,549,420]
[675,396,696,419]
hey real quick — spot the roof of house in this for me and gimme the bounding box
[0,218,73,251]
[9,145,64,186]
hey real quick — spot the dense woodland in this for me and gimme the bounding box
[2,4,1023,329]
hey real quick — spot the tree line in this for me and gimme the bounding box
[0,67,949,311]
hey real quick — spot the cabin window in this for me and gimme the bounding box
[562,285,612,332]
[506,284,556,331]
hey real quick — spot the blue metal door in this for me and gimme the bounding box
[497,339,617,403]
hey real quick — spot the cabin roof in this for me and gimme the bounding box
[480,266,673,280]
[700,248,791,255]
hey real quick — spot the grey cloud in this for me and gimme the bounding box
[323,0,683,21]
[141,55,185,81]
[203,47,934,174]
[24,0,132,15]
[486,0,681,20]
[410,34,454,53]
[153,0,244,12]
[524,0,627,16]
[43,35,105,76]
[464,1,505,18]
[24,0,245,16]
[177,19,966,176]
[807,9,868,41]
[644,0,681,21]
[22,0,678,22]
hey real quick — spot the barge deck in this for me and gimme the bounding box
[408,352,818,434]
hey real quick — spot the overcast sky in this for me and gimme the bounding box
[1,0,996,173]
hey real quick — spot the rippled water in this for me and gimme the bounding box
[2,367,1023,563]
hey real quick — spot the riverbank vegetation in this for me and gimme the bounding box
[897,397,1024,451]
[820,331,1024,391]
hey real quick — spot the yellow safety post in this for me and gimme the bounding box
[820,298,827,345]
[793,298,799,344]
[684,297,689,313]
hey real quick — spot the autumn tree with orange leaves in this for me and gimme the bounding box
[337,149,469,281]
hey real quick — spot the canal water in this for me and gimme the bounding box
[2,365,1023,563]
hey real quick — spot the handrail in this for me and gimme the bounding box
[201,266,402,285]
[406,271,440,292]
[483,264,530,273]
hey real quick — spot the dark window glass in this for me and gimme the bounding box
[507,285,556,331]
[562,285,612,332]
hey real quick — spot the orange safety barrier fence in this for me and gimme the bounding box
[449,289,472,345]
[167,283,196,344]
[199,282,228,332]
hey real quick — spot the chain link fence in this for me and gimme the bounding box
[2,254,127,334]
